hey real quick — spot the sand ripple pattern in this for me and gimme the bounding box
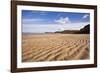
[22,34,90,62]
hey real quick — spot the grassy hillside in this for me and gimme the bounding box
[55,24,90,34]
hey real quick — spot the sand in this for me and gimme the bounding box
[22,34,90,62]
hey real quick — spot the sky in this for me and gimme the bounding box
[22,10,90,33]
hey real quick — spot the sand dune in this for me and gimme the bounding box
[22,34,90,62]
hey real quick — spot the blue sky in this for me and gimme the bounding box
[22,10,90,33]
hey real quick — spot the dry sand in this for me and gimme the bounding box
[22,34,90,62]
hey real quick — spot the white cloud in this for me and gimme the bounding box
[82,14,89,19]
[40,12,47,15]
[23,18,43,22]
[55,17,70,24]
[32,11,47,16]
[22,22,89,33]
[22,18,44,24]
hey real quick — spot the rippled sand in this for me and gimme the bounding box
[22,34,90,62]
